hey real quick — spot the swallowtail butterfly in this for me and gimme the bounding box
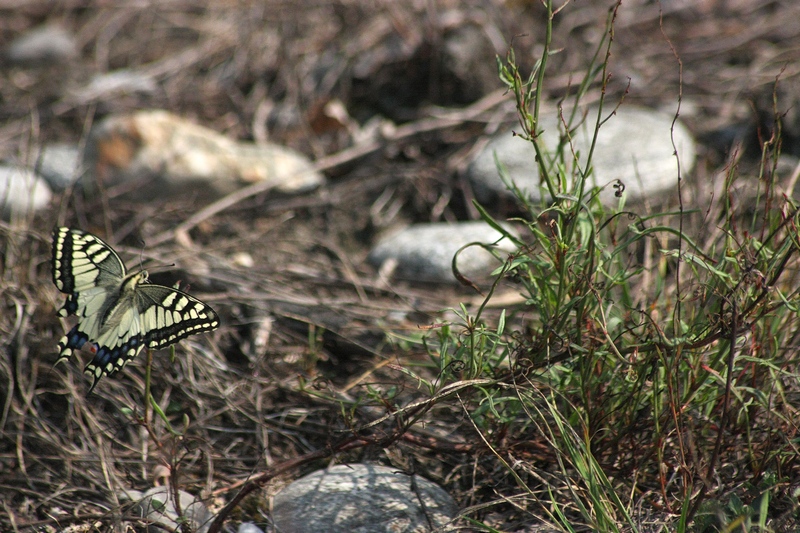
[52,227,220,391]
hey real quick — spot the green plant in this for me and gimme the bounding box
[406,0,800,531]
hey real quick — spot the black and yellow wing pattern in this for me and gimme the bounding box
[52,227,220,391]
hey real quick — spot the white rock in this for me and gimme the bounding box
[468,105,696,206]
[368,221,516,283]
[0,166,52,219]
[7,24,78,64]
[273,464,458,533]
[70,69,158,104]
[36,143,82,191]
[231,252,255,268]
[83,110,325,200]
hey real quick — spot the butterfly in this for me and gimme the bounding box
[52,227,220,392]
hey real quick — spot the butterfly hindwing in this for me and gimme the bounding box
[55,324,91,367]
[135,285,220,349]
[51,227,220,392]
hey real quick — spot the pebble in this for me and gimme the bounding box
[237,523,265,533]
[468,105,697,206]
[0,165,52,219]
[35,143,82,192]
[83,110,324,200]
[272,464,459,533]
[123,487,213,533]
[368,221,516,283]
[6,24,79,64]
[69,69,158,105]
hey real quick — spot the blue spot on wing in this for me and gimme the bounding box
[55,324,90,367]
[84,335,145,392]
[60,325,89,351]
[61,294,79,316]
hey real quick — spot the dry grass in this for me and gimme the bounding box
[3,1,800,531]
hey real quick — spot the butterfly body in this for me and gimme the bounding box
[52,227,219,391]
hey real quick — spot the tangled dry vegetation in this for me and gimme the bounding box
[3,1,800,532]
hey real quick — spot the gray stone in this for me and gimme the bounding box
[273,464,459,533]
[7,24,78,64]
[70,69,158,105]
[36,143,82,192]
[368,221,516,283]
[0,165,52,219]
[130,487,213,533]
[468,105,696,207]
[238,522,265,533]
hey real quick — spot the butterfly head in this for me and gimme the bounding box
[121,270,150,293]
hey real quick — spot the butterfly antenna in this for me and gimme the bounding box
[135,234,175,274]
[138,235,147,273]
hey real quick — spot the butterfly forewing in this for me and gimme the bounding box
[52,227,220,392]
[52,227,126,294]
[52,227,127,321]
